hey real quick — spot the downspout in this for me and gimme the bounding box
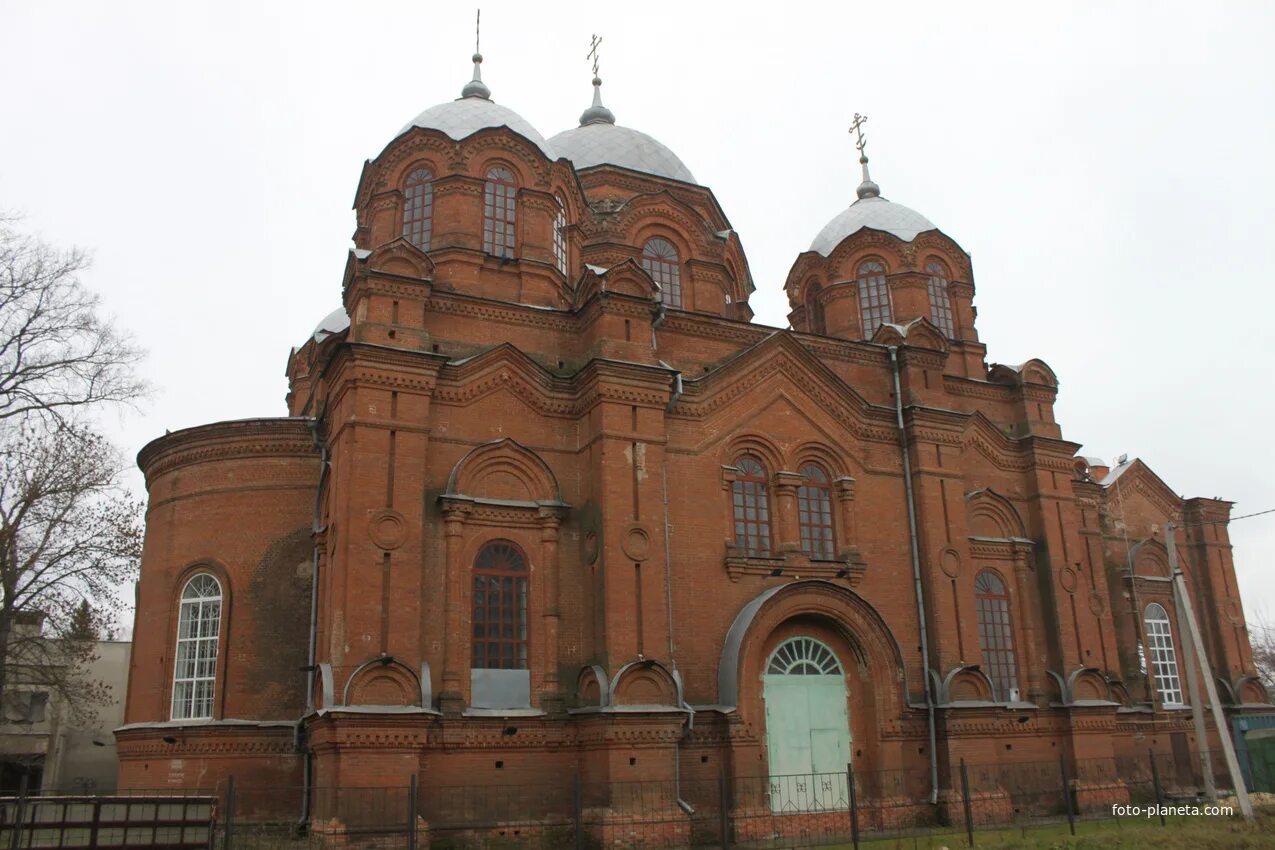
[659,357,693,814]
[300,406,330,828]
[889,346,939,805]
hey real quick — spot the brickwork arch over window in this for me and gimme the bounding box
[925,260,955,338]
[642,237,682,308]
[172,573,222,720]
[483,167,517,258]
[472,540,529,670]
[732,455,771,556]
[402,167,434,250]
[797,463,835,560]
[1143,602,1183,705]
[856,260,891,337]
[974,570,1018,702]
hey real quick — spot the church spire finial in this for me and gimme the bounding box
[850,113,880,199]
[579,34,615,126]
[461,10,491,100]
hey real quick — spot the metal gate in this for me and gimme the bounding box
[0,795,215,849]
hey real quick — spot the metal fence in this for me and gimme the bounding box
[0,750,1252,849]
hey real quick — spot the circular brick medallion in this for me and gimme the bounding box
[369,509,407,550]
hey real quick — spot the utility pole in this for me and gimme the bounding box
[1165,522,1253,819]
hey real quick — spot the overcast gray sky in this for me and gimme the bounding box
[3,2,1273,624]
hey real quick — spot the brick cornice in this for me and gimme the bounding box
[137,418,318,484]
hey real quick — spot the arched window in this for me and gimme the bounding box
[974,571,1018,701]
[472,541,528,670]
[797,463,835,560]
[925,261,955,338]
[804,283,825,335]
[731,454,771,556]
[856,260,891,337]
[483,167,517,257]
[402,167,434,250]
[1143,603,1183,705]
[171,574,222,720]
[641,238,682,309]
[552,197,569,275]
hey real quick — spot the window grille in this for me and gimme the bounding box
[472,541,529,670]
[856,261,891,337]
[402,168,434,249]
[767,637,843,675]
[925,261,956,337]
[642,238,683,308]
[797,463,835,560]
[1143,603,1183,705]
[553,197,568,275]
[483,167,517,257]
[731,455,771,556]
[974,570,1018,701]
[172,574,221,720]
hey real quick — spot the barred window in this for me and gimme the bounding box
[925,261,955,338]
[975,571,1018,701]
[553,197,568,275]
[856,260,891,337]
[172,574,222,720]
[402,168,434,250]
[797,463,835,560]
[483,167,517,257]
[1143,603,1183,706]
[472,541,529,670]
[731,455,770,556]
[642,238,682,308]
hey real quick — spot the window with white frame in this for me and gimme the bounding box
[856,260,891,337]
[553,197,568,275]
[482,167,517,257]
[925,261,956,338]
[172,574,222,720]
[1143,603,1183,705]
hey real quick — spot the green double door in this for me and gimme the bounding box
[763,640,852,813]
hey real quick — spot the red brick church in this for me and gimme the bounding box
[118,49,1270,828]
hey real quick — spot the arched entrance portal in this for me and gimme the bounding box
[763,637,851,812]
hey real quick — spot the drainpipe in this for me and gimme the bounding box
[662,370,695,815]
[300,409,330,828]
[889,346,939,805]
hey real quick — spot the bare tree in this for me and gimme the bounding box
[1250,607,1275,695]
[0,219,146,422]
[0,421,142,722]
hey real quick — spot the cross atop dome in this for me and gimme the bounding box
[850,113,880,200]
[580,34,615,126]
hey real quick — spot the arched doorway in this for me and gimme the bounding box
[763,636,851,812]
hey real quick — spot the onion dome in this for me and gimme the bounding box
[398,54,555,158]
[809,146,936,254]
[548,77,697,184]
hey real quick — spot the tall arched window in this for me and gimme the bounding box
[172,574,222,720]
[925,261,955,338]
[402,167,434,250]
[797,463,835,560]
[731,455,771,556]
[856,260,891,337]
[1143,603,1183,705]
[483,167,517,257]
[472,541,529,670]
[552,197,569,275]
[974,571,1018,701]
[641,238,682,308]
[804,283,825,335]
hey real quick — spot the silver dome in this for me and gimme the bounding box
[397,55,555,158]
[549,123,696,184]
[400,99,555,158]
[809,196,936,255]
[311,307,349,341]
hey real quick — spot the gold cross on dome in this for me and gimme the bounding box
[587,34,603,77]
[850,113,869,156]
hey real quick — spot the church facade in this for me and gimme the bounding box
[117,53,1270,830]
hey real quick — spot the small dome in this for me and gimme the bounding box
[311,307,349,341]
[809,196,936,255]
[548,77,696,184]
[397,54,555,158]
